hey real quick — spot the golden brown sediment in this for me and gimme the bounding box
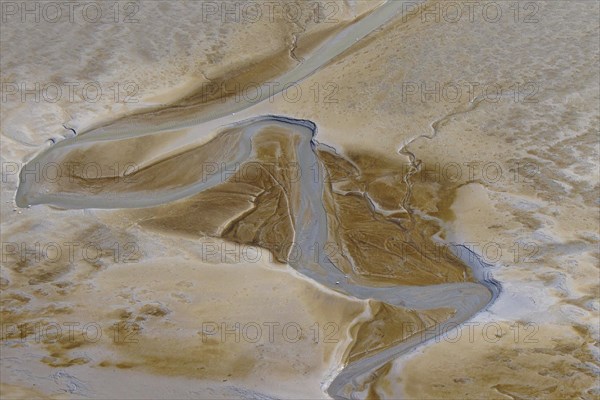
[318,146,474,286]
[375,322,599,400]
[2,0,597,397]
[72,1,388,136]
[346,301,456,364]
[0,383,58,400]
[6,118,475,397]
[129,126,302,263]
[17,120,472,288]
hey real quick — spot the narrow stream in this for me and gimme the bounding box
[16,116,500,399]
[14,1,502,398]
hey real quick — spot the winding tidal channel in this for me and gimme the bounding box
[15,1,501,398]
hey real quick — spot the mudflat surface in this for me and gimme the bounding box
[1,1,598,399]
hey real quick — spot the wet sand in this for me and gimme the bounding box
[14,111,499,398]
[2,0,598,399]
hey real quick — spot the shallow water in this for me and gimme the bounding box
[14,110,501,398]
[1,0,598,399]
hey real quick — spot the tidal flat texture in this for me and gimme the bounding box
[1,1,599,399]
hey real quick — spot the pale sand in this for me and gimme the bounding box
[2,0,599,399]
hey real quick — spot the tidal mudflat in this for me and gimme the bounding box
[1,1,599,399]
